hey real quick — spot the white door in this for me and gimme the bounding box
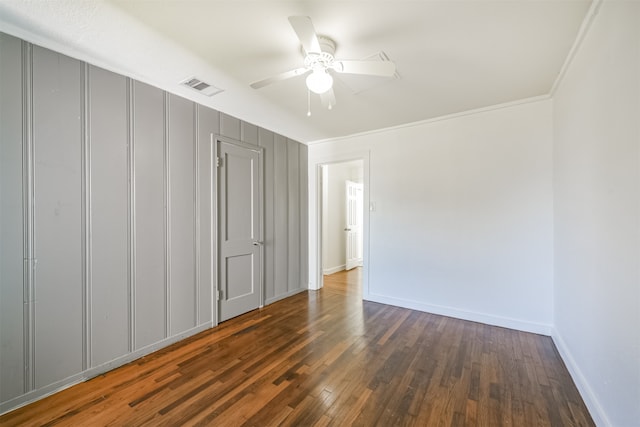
[345,180,363,270]
[218,138,263,322]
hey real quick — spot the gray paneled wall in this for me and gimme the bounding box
[0,31,308,414]
[167,94,197,336]
[287,140,301,293]
[259,129,276,300]
[87,65,129,367]
[0,32,26,404]
[32,45,84,389]
[196,106,219,325]
[273,135,290,299]
[133,81,167,349]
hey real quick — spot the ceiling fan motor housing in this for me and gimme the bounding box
[317,36,336,56]
[302,36,337,71]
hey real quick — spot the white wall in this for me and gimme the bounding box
[309,99,555,334]
[322,161,363,273]
[552,1,640,425]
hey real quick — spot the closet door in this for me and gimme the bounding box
[217,138,263,321]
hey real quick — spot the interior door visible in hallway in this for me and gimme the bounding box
[345,180,363,270]
[217,138,263,322]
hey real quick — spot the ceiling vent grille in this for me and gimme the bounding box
[180,77,224,97]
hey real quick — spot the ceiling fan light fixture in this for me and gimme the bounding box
[306,69,333,94]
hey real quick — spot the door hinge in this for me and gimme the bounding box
[216,157,223,167]
[216,289,223,301]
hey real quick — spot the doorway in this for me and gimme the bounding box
[320,160,364,293]
[216,137,264,322]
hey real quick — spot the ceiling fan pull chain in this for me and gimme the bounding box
[307,88,312,117]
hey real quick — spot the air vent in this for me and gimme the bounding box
[180,77,224,97]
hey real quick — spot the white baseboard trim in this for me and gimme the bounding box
[362,292,553,336]
[551,328,610,427]
[0,322,214,416]
[264,287,307,305]
[323,264,346,275]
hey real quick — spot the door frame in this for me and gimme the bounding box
[309,150,370,297]
[214,135,265,322]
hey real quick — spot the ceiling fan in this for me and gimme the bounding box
[250,16,397,112]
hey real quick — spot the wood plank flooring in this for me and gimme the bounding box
[0,268,594,426]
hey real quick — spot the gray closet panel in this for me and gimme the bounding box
[241,121,259,146]
[273,134,288,297]
[196,105,219,325]
[87,66,129,366]
[299,143,309,290]
[32,46,83,388]
[168,94,196,335]
[133,81,166,349]
[258,128,275,300]
[219,113,241,140]
[287,140,301,291]
[0,33,25,401]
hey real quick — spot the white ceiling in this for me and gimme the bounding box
[0,0,591,143]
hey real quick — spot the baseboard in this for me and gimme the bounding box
[323,264,346,275]
[363,292,553,336]
[0,322,214,416]
[551,328,611,427]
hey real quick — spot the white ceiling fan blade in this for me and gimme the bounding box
[288,16,321,54]
[250,67,309,89]
[333,60,396,77]
[320,88,336,109]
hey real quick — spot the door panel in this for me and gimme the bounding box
[225,255,254,298]
[218,139,263,322]
[225,153,254,241]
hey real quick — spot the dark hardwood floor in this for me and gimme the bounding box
[1,268,594,426]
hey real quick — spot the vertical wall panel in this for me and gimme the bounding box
[299,143,309,289]
[241,121,259,146]
[32,46,83,388]
[287,140,301,291]
[87,66,129,366]
[273,135,288,296]
[168,94,196,335]
[197,106,219,325]
[219,113,241,140]
[133,81,166,349]
[258,128,275,300]
[0,33,25,401]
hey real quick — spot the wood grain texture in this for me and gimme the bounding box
[0,268,594,426]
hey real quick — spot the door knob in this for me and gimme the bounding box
[344,228,351,231]
[252,241,263,246]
